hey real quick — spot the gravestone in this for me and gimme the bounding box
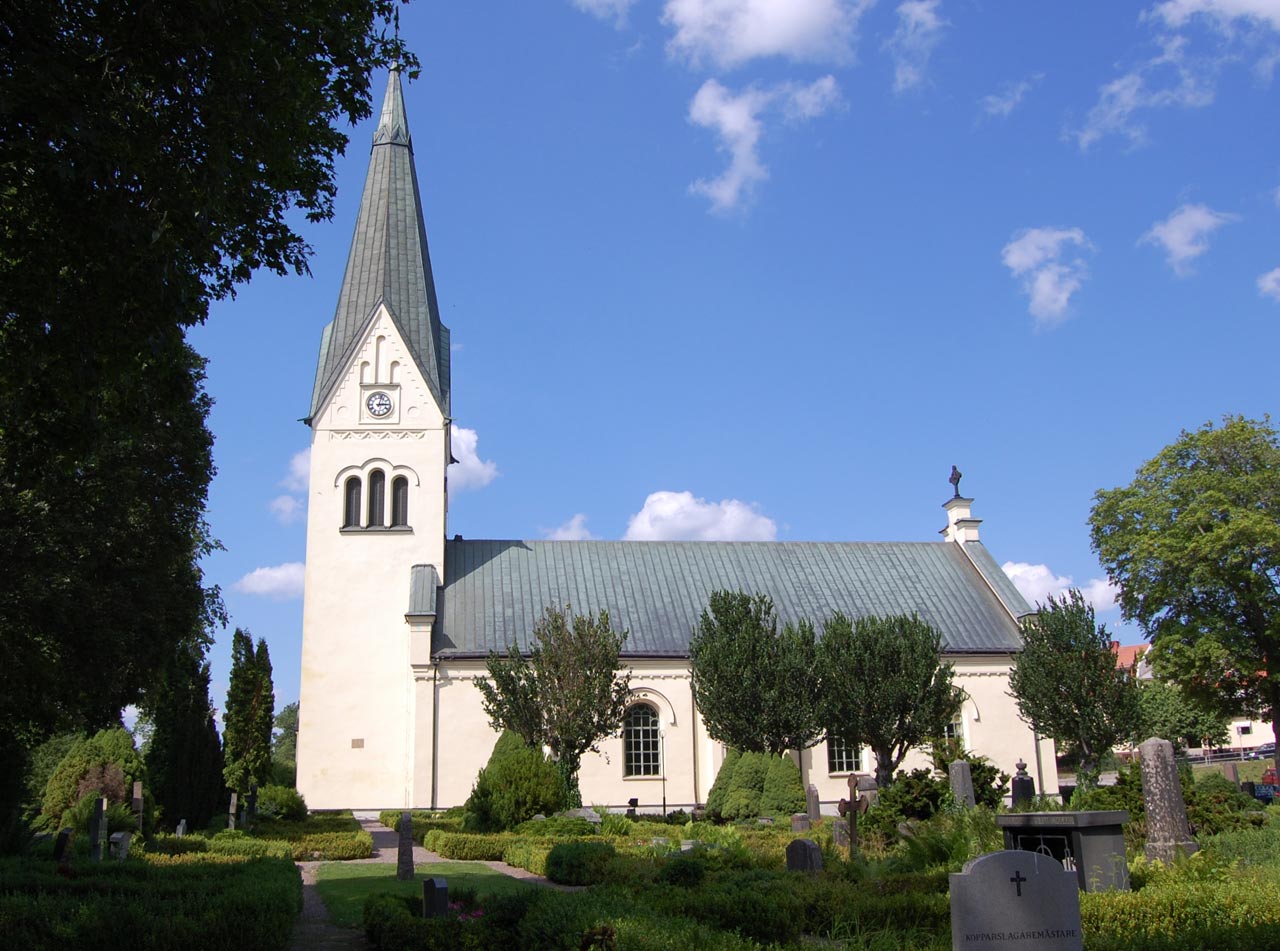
[560,807,602,826]
[109,831,132,861]
[855,774,878,808]
[89,796,107,862]
[950,761,976,809]
[679,839,696,852]
[785,838,823,873]
[791,813,810,832]
[1222,762,1239,786]
[176,819,187,838]
[53,828,73,864]
[832,817,850,850]
[227,792,238,832]
[1011,759,1035,809]
[132,781,144,829]
[806,783,820,821]
[1138,737,1198,863]
[422,877,449,918]
[396,811,415,881]
[949,851,1083,951]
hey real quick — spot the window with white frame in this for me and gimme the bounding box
[827,733,861,774]
[623,703,661,777]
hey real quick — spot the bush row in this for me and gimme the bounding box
[1082,878,1280,951]
[0,853,300,951]
[378,810,464,841]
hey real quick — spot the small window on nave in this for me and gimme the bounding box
[826,733,861,775]
[343,476,362,528]
[391,476,409,527]
[623,703,661,777]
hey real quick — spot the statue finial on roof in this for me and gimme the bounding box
[949,465,962,499]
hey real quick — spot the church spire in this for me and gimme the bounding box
[308,67,450,422]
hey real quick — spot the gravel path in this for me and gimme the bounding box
[287,812,572,949]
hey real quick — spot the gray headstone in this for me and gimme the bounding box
[679,839,696,852]
[227,792,237,831]
[832,817,850,850]
[756,815,774,826]
[791,813,811,832]
[176,819,187,837]
[132,781,144,829]
[806,783,820,821]
[785,837,823,873]
[950,761,976,809]
[1138,737,1198,863]
[1011,759,1035,809]
[89,796,107,862]
[109,831,131,861]
[53,828,73,863]
[559,807,602,826]
[1222,762,1239,786]
[397,811,415,881]
[949,851,1083,951]
[422,877,449,918]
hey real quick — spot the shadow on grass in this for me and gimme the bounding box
[315,861,536,928]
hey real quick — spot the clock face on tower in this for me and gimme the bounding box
[366,391,393,418]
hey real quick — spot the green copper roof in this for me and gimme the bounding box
[309,68,450,422]
[435,539,1029,657]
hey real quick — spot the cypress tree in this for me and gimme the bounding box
[223,630,275,794]
[146,649,224,829]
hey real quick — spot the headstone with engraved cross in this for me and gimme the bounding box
[949,851,1082,951]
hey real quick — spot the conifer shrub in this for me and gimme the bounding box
[545,840,617,885]
[463,731,566,832]
[721,752,769,821]
[705,749,741,821]
[41,728,152,831]
[256,784,307,821]
[759,754,806,818]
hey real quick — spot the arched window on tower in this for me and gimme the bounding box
[367,469,386,527]
[343,476,362,528]
[623,703,661,777]
[391,476,409,527]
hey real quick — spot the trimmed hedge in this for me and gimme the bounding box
[759,754,806,819]
[378,810,463,841]
[0,852,300,951]
[545,840,617,886]
[204,827,373,861]
[1082,879,1280,951]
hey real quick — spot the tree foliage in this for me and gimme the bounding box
[1090,415,1280,767]
[1007,590,1141,785]
[477,607,631,808]
[145,647,224,830]
[0,0,413,831]
[463,731,566,833]
[817,613,961,788]
[272,702,300,788]
[1134,679,1230,754]
[689,591,823,756]
[41,727,147,827]
[222,630,274,795]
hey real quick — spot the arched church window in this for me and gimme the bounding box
[391,476,409,527]
[343,477,362,528]
[367,469,386,527]
[826,733,861,774]
[623,703,661,777]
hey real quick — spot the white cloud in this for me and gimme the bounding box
[1259,266,1280,301]
[1001,561,1118,612]
[688,76,841,212]
[979,76,1039,118]
[571,0,640,26]
[1072,36,1214,150]
[662,0,872,69]
[234,562,306,600]
[1139,203,1238,275]
[280,448,310,492]
[546,514,597,541]
[885,0,947,92]
[448,425,499,492]
[623,490,777,541]
[1001,227,1094,326]
[1149,0,1280,31]
[269,495,304,524]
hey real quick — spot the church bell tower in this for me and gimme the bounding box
[296,68,451,809]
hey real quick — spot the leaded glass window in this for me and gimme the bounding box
[827,733,861,774]
[624,703,661,777]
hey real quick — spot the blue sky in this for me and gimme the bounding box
[187,0,1280,716]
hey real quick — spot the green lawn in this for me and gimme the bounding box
[315,861,535,928]
[1192,760,1270,783]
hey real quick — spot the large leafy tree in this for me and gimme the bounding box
[689,591,823,756]
[477,607,632,808]
[817,613,961,788]
[1090,416,1280,769]
[0,0,413,830]
[1008,591,1141,786]
[223,631,274,796]
[146,647,225,830]
[272,702,300,788]
[1134,679,1230,754]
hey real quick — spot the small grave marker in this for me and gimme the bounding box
[176,819,187,838]
[227,792,238,832]
[949,851,1083,951]
[785,838,823,873]
[422,877,449,918]
[132,781,144,829]
[1011,760,1035,809]
[397,811,415,881]
[805,783,820,821]
[950,761,976,809]
[1222,762,1239,786]
[791,813,810,832]
[109,831,132,861]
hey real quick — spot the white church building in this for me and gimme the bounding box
[295,70,1057,812]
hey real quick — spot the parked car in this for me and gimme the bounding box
[1246,742,1276,760]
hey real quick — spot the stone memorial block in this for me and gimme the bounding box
[995,811,1130,892]
[806,783,820,821]
[950,761,976,809]
[1011,760,1035,809]
[397,811,415,881]
[791,813,810,832]
[949,851,1083,951]
[109,831,132,861]
[785,838,823,873]
[132,781,144,828]
[227,792,238,832]
[89,796,107,862]
[53,828,73,864]
[855,775,878,808]
[679,839,696,852]
[422,877,449,918]
[756,816,774,826]
[1138,737,1198,863]
[832,818,850,850]
[176,819,187,838]
[1222,762,1239,786]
